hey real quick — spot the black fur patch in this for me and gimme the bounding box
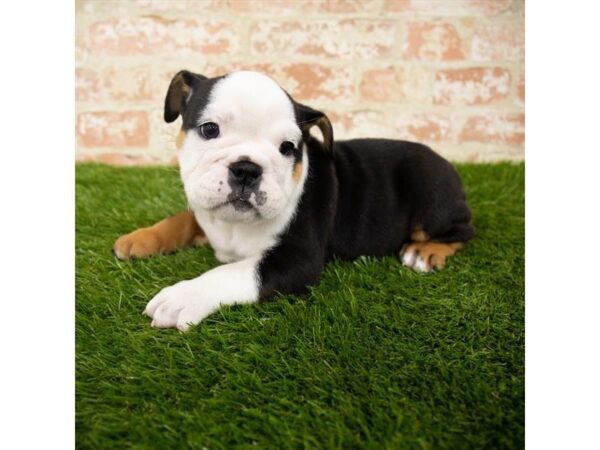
[285,91,334,152]
[258,138,474,300]
[180,77,224,132]
[163,70,225,132]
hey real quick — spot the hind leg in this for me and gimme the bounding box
[400,224,472,273]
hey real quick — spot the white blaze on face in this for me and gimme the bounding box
[177,71,306,224]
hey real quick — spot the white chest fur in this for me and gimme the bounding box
[194,206,295,263]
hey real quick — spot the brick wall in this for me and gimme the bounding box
[75,0,524,165]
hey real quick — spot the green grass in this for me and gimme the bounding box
[76,162,524,449]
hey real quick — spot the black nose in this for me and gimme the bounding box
[228,160,263,187]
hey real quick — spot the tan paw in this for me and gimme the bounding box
[400,242,463,272]
[113,228,162,260]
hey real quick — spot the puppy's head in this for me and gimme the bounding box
[165,70,332,223]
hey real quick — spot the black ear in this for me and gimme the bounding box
[295,102,334,152]
[164,70,207,123]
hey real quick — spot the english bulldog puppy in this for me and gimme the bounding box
[113,70,474,331]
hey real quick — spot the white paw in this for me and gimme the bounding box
[144,280,216,332]
[401,250,432,273]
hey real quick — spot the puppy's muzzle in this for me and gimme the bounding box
[228,160,263,189]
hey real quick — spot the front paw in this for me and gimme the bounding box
[113,228,161,260]
[144,280,214,331]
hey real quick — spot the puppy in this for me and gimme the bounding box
[113,70,474,331]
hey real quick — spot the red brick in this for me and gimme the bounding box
[228,0,298,14]
[471,24,525,61]
[360,66,433,103]
[133,0,225,12]
[460,113,524,144]
[76,111,149,147]
[383,0,512,16]
[434,67,511,105]
[149,108,183,154]
[517,73,525,103]
[75,29,86,62]
[101,67,173,102]
[281,63,354,102]
[250,20,397,59]
[395,113,453,142]
[88,17,239,56]
[327,110,394,139]
[76,152,166,166]
[228,0,386,14]
[205,62,354,103]
[75,68,100,102]
[203,62,277,80]
[405,21,464,61]
[303,0,381,13]
[360,67,405,102]
[382,0,410,11]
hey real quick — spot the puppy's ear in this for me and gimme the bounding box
[164,70,207,123]
[295,102,334,152]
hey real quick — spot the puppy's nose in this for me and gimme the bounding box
[229,160,263,187]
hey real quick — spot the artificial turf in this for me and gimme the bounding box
[75,162,524,449]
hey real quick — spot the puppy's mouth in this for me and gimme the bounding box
[210,192,259,214]
[228,197,254,212]
[210,198,253,211]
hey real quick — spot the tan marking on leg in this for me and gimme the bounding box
[410,226,429,242]
[175,129,186,150]
[400,241,464,271]
[292,162,303,183]
[113,211,207,260]
[192,234,209,246]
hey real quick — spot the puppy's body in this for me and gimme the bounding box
[258,136,472,299]
[113,70,473,330]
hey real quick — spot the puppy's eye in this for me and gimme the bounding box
[279,141,295,156]
[199,122,220,140]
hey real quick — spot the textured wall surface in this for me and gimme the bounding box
[75,0,524,165]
